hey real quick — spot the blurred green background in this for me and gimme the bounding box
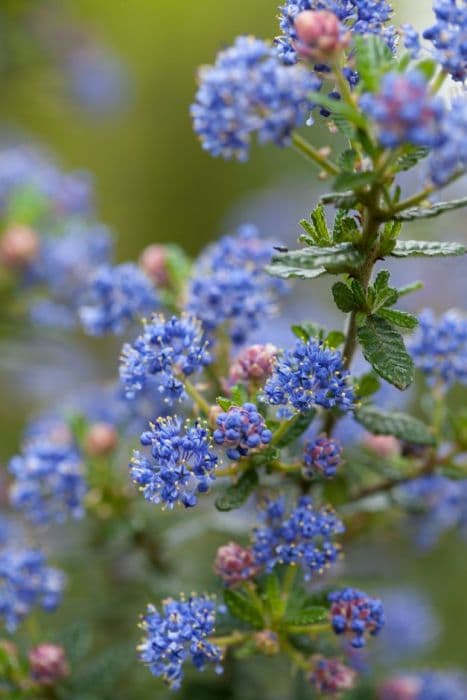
[0,1,466,698]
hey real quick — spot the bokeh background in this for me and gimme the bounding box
[0,1,466,698]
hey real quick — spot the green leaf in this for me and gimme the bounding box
[269,243,364,272]
[397,280,423,297]
[332,281,358,312]
[354,34,395,92]
[326,330,346,348]
[393,197,467,221]
[266,261,326,280]
[291,322,324,342]
[274,410,317,449]
[249,446,280,468]
[164,244,192,292]
[284,606,329,627]
[357,315,414,390]
[333,211,360,244]
[395,146,429,172]
[378,308,419,329]
[371,269,399,310]
[299,204,332,246]
[332,113,355,139]
[6,184,49,225]
[231,383,248,406]
[320,191,358,209]
[215,470,259,511]
[350,279,367,309]
[338,149,358,171]
[356,372,381,398]
[414,57,438,80]
[333,170,375,192]
[217,396,233,412]
[308,90,366,126]
[264,573,283,618]
[355,406,436,445]
[223,589,264,629]
[390,239,466,257]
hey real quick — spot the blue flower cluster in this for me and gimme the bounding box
[0,529,65,632]
[130,417,218,508]
[138,595,222,690]
[360,70,444,148]
[9,418,86,526]
[428,96,467,186]
[0,144,92,218]
[263,338,355,414]
[79,263,157,335]
[408,309,467,388]
[329,587,385,648]
[186,225,287,345]
[276,0,395,66]
[303,435,343,479]
[423,0,467,82]
[381,671,467,700]
[120,314,211,402]
[251,496,344,579]
[213,403,272,461]
[191,36,319,162]
[399,475,467,549]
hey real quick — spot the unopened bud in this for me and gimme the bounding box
[84,422,118,456]
[139,244,169,287]
[378,676,421,700]
[229,344,277,386]
[363,433,400,459]
[294,10,349,61]
[214,541,259,586]
[254,630,280,656]
[0,225,40,269]
[309,655,356,696]
[29,644,69,686]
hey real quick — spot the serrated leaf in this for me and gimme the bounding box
[273,410,316,448]
[320,191,358,209]
[266,261,327,280]
[269,243,364,274]
[223,589,264,629]
[264,573,283,618]
[397,280,423,297]
[291,322,324,341]
[333,211,360,243]
[249,446,279,468]
[284,606,329,627]
[338,149,358,171]
[311,204,332,245]
[326,330,346,348]
[354,35,395,92]
[390,240,466,257]
[395,146,429,172]
[415,57,437,80]
[356,372,381,398]
[357,316,414,390]
[333,170,375,192]
[332,113,356,138]
[217,396,233,412]
[231,383,248,406]
[215,470,259,511]
[393,197,467,222]
[350,279,367,309]
[355,406,436,445]
[332,281,358,312]
[378,308,419,329]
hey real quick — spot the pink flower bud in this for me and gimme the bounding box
[0,225,40,270]
[84,422,118,456]
[214,541,259,586]
[309,655,356,696]
[29,644,69,686]
[229,344,277,386]
[294,10,349,61]
[378,676,421,700]
[139,244,169,287]
[363,433,400,459]
[254,630,280,656]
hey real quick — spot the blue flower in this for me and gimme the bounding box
[191,36,319,162]
[360,70,445,148]
[251,496,344,580]
[381,671,467,700]
[398,475,467,549]
[186,225,287,345]
[9,419,86,526]
[0,524,65,632]
[263,338,355,414]
[303,435,343,479]
[138,595,222,689]
[79,263,157,335]
[400,24,421,57]
[429,96,467,186]
[408,309,467,388]
[120,314,211,403]
[329,587,385,648]
[276,0,395,66]
[130,417,218,508]
[423,0,467,82]
[213,403,272,460]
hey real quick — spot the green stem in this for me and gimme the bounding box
[211,631,251,648]
[184,379,211,417]
[286,622,330,635]
[282,564,297,598]
[431,69,448,95]
[292,132,339,176]
[280,637,310,671]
